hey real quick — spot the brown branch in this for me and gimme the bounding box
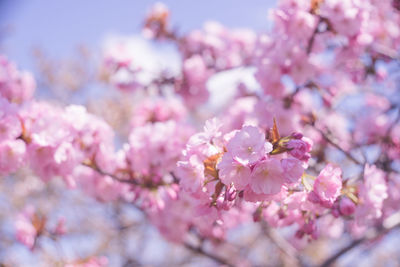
[82,161,141,186]
[261,222,307,266]
[385,108,400,137]
[319,211,400,267]
[314,127,363,165]
[183,242,235,267]
[315,126,400,175]
[82,160,179,187]
[306,17,322,54]
[319,238,364,267]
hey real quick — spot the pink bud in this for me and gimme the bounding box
[339,197,356,216]
[287,139,308,160]
[295,230,305,239]
[291,132,303,139]
[307,191,320,204]
[225,186,237,201]
[331,207,340,218]
[54,217,67,236]
[253,208,262,222]
[216,196,225,210]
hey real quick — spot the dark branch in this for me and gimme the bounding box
[319,211,400,267]
[184,242,235,267]
[314,127,363,165]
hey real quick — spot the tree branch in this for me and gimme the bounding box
[261,222,306,266]
[82,161,141,186]
[314,127,363,165]
[183,242,235,267]
[306,17,322,55]
[319,211,400,267]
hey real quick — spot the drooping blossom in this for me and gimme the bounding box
[226,125,269,165]
[311,164,342,207]
[250,158,285,195]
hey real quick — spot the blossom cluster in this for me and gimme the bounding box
[2,0,400,266]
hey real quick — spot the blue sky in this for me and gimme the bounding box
[0,0,276,70]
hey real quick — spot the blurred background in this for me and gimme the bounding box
[2,1,399,267]
[0,0,275,70]
[0,1,282,266]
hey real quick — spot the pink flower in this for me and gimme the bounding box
[177,55,210,107]
[339,197,356,216]
[15,206,38,250]
[319,0,362,37]
[176,154,205,193]
[0,97,22,142]
[286,139,310,160]
[253,98,300,136]
[126,120,192,179]
[130,97,187,127]
[217,152,251,190]
[188,118,223,153]
[355,165,388,224]
[226,125,269,165]
[243,184,287,202]
[0,56,35,103]
[0,139,26,175]
[250,158,285,195]
[76,166,124,202]
[313,164,342,207]
[281,158,304,183]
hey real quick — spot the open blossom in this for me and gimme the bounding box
[15,206,39,250]
[281,158,304,183]
[0,0,398,260]
[188,117,224,154]
[355,165,388,224]
[130,97,187,127]
[0,97,22,142]
[101,36,159,92]
[126,120,192,178]
[226,125,270,165]
[319,0,363,37]
[182,21,255,71]
[0,56,35,103]
[75,166,125,202]
[0,139,26,175]
[217,152,251,190]
[176,154,205,193]
[21,103,80,185]
[176,55,210,107]
[250,158,285,195]
[177,118,224,197]
[253,98,301,136]
[20,103,118,187]
[312,164,342,207]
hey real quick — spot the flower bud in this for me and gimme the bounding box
[339,197,356,216]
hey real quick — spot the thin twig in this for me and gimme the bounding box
[82,162,140,186]
[183,242,235,267]
[315,127,363,165]
[262,224,307,267]
[306,17,322,54]
[319,238,364,267]
[319,211,400,267]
